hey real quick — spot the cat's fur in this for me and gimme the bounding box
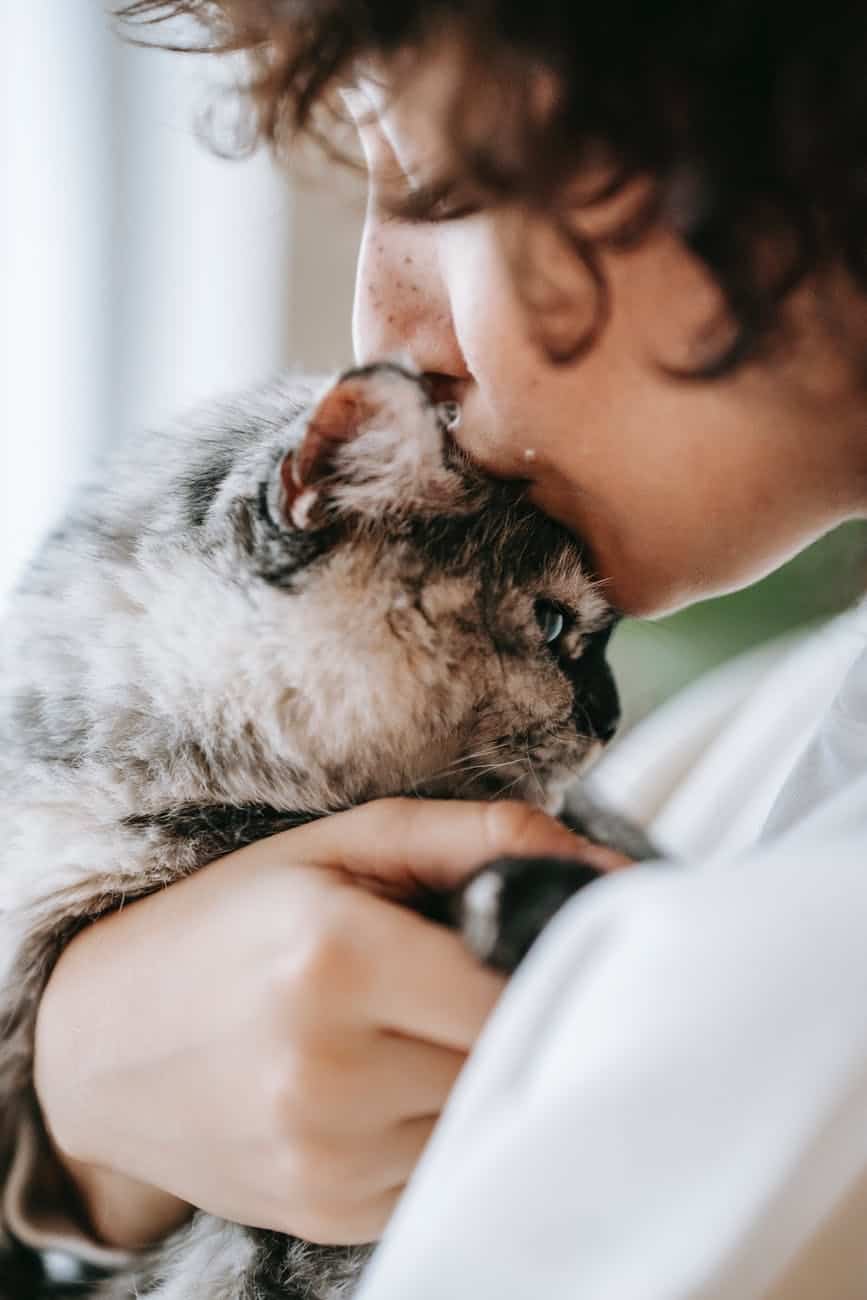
[0,363,651,1299]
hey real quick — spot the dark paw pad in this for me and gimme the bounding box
[457,855,603,973]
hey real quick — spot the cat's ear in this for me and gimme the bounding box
[276,364,470,532]
[279,377,376,530]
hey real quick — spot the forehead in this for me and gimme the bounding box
[347,56,666,266]
[346,42,479,186]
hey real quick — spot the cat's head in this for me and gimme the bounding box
[222,363,620,815]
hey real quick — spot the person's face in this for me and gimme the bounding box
[349,67,867,616]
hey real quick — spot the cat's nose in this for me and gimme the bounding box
[581,661,621,744]
[593,710,620,744]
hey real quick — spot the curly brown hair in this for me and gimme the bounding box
[117,2,867,371]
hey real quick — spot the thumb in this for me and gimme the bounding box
[276,798,603,895]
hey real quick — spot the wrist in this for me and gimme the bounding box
[33,929,193,1251]
[33,924,112,1168]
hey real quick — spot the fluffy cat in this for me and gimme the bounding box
[0,363,653,1299]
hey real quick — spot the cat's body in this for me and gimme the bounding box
[0,364,652,1299]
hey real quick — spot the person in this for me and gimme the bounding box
[7,2,867,1295]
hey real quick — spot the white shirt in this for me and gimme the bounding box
[356,601,867,1300]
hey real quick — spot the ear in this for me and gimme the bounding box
[276,363,473,532]
[279,377,376,530]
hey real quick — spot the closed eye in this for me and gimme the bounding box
[379,177,485,226]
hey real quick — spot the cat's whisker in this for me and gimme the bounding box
[497,772,526,798]
[452,740,513,764]
[457,757,525,776]
[446,750,515,776]
[422,742,514,784]
[571,699,598,744]
[523,738,546,800]
[453,757,525,795]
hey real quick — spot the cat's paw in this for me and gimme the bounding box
[456,855,603,973]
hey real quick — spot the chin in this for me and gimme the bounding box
[607,558,796,619]
[585,551,689,619]
[588,528,796,617]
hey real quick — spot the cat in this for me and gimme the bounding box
[0,362,656,1300]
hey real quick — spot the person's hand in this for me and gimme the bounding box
[34,799,617,1249]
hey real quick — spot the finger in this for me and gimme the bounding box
[276,798,593,893]
[360,894,507,1049]
[301,1182,406,1246]
[346,1182,406,1243]
[288,1030,467,1136]
[285,1120,434,1244]
[374,1113,439,1190]
[568,837,635,873]
[367,1033,467,1124]
[326,1115,439,1200]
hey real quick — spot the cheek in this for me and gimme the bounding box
[443,232,555,465]
[442,223,825,612]
[447,219,728,467]
[443,220,656,484]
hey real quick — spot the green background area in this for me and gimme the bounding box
[610,520,867,728]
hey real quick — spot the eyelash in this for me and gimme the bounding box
[420,195,481,225]
[377,181,483,227]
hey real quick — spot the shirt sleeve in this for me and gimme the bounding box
[3,1100,135,1272]
[357,808,867,1300]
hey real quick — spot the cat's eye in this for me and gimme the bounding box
[535,600,566,646]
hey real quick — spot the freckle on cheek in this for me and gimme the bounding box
[403,255,413,265]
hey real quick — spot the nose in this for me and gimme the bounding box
[576,648,621,745]
[352,210,470,387]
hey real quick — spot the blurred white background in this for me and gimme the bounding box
[1,0,361,601]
